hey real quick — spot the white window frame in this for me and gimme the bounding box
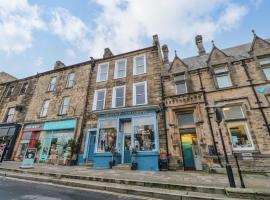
[133,81,147,106]
[59,96,70,115]
[48,77,57,91]
[133,54,146,75]
[20,82,29,94]
[92,89,106,111]
[258,57,270,80]
[227,121,255,151]
[40,100,50,117]
[112,85,126,108]
[114,59,127,79]
[5,107,15,123]
[96,63,109,82]
[66,73,75,88]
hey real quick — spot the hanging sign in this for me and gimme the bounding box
[20,148,37,169]
[257,85,270,94]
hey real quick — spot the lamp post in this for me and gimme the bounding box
[215,107,236,188]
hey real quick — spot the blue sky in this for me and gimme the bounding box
[0,0,269,79]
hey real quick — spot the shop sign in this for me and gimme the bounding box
[24,123,44,131]
[257,85,270,94]
[100,111,154,118]
[44,119,76,131]
[20,148,37,169]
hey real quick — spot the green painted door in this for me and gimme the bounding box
[181,135,195,169]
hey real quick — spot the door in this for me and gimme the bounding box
[123,134,131,163]
[39,138,51,161]
[181,134,195,169]
[87,131,96,161]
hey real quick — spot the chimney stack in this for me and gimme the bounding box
[103,48,113,58]
[195,35,206,56]
[152,34,159,46]
[162,44,169,64]
[54,60,65,70]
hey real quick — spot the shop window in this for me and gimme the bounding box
[6,86,14,97]
[133,54,146,75]
[59,96,70,115]
[258,57,270,80]
[112,85,125,108]
[97,63,109,82]
[93,89,106,111]
[133,116,156,151]
[40,100,50,117]
[4,107,15,123]
[97,119,117,152]
[66,73,75,88]
[48,77,57,91]
[114,59,127,79]
[175,74,187,94]
[133,81,147,105]
[20,82,29,94]
[223,106,254,151]
[213,66,232,88]
[178,113,194,128]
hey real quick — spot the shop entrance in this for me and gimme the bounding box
[87,130,96,161]
[180,131,202,170]
[119,119,132,164]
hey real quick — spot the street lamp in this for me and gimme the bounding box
[215,107,236,188]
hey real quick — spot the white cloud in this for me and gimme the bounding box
[35,56,44,67]
[0,0,45,54]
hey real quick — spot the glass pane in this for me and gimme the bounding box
[216,75,232,88]
[99,64,108,81]
[97,128,116,152]
[175,74,185,81]
[116,97,124,107]
[136,84,145,104]
[117,61,126,78]
[178,113,194,128]
[135,56,145,74]
[263,68,270,80]
[259,57,270,65]
[96,100,104,110]
[99,119,118,128]
[214,66,227,74]
[116,87,124,97]
[176,83,186,94]
[134,116,155,151]
[223,106,244,119]
[228,123,252,149]
[97,91,105,101]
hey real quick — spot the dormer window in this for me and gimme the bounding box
[213,65,232,88]
[175,74,187,94]
[258,57,270,80]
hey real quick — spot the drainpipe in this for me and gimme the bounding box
[241,60,270,135]
[197,69,222,166]
[75,58,95,162]
[161,76,169,155]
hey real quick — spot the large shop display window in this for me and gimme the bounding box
[97,119,117,152]
[16,132,39,157]
[133,116,155,151]
[223,106,254,151]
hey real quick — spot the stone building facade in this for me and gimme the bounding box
[81,35,165,170]
[12,61,92,164]
[162,32,270,170]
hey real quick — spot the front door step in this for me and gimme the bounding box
[112,164,130,170]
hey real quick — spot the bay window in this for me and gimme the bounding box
[222,106,254,151]
[258,57,270,80]
[214,66,232,88]
[97,119,117,152]
[114,59,126,79]
[97,63,109,82]
[133,116,156,151]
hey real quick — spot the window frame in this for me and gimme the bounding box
[114,59,127,79]
[174,73,187,94]
[258,56,270,80]
[4,107,15,123]
[112,85,126,108]
[92,88,107,111]
[59,96,70,115]
[213,65,233,89]
[48,77,57,92]
[133,81,147,106]
[40,99,50,117]
[97,62,109,82]
[133,54,146,75]
[66,72,75,88]
[20,82,29,94]
[6,86,14,97]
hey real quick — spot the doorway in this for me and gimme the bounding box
[87,130,96,161]
[119,118,132,164]
[180,131,202,170]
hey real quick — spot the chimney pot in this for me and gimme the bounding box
[103,48,113,58]
[162,44,169,64]
[152,35,159,46]
[54,60,65,69]
[195,35,206,56]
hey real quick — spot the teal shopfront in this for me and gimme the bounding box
[39,119,77,164]
[87,108,160,171]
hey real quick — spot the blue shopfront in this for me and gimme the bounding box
[85,108,160,171]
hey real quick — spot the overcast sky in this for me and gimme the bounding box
[0,0,269,79]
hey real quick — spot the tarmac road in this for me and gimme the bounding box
[0,176,158,200]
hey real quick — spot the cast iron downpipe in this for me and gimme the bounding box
[197,69,222,166]
[241,60,270,135]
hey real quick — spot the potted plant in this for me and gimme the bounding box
[131,148,138,170]
[66,139,77,166]
[109,146,116,169]
[34,140,41,163]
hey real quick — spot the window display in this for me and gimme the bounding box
[133,116,155,151]
[97,119,117,152]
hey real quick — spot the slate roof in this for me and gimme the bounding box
[175,38,270,71]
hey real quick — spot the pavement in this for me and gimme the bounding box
[0,176,155,200]
[0,161,269,189]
